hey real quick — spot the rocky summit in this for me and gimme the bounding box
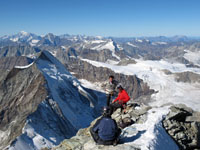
[53,103,200,150]
[52,103,151,150]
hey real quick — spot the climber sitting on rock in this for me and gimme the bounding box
[110,84,130,113]
[90,106,121,146]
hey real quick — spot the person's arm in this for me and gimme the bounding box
[113,119,118,129]
[113,94,120,103]
[113,119,121,135]
[92,118,102,133]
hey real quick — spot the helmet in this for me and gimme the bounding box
[116,84,123,89]
[102,106,111,116]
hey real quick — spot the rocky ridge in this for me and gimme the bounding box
[53,102,151,150]
[53,103,200,150]
[163,104,200,150]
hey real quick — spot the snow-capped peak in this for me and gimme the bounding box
[19,31,29,36]
[0,31,42,46]
[95,36,103,39]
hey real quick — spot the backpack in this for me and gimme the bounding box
[118,117,134,129]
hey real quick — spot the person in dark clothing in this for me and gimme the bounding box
[101,75,118,106]
[90,106,121,145]
[110,84,130,113]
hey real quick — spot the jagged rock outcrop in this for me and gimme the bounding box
[163,104,200,150]
[58,57,154,101]
[0,63,47,150]
[53,103,151,150]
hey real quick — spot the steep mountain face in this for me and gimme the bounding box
[0,56,33,84]
[0,63,47,150]
[0,56,32,70]
[0,51,103,150]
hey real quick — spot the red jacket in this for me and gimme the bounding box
[113,89,130,104]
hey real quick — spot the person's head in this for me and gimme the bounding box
[117,84,123,92]
[109,75,114,82]
[102,106,112,117]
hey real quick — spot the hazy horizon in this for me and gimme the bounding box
[1,30,200,39]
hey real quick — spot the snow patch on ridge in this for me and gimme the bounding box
[14,62,34,69]
[127,42,138,48]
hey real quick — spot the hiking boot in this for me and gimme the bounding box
[113,139,118,146]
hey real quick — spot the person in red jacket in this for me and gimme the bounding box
[110,85,130,113]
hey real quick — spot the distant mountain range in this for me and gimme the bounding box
[1,31,200,46]
[1,31,200,68]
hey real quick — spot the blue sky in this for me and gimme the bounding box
[0,0,200,37]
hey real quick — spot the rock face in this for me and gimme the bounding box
[53,103,151,150]
[0,56,33,82]
[0,56,33,70]
[163,104,200,150]
[79,49,119,62]
[162,70,200,83]
[0,45,41,58]
[61,57,154,101]
[117,59,137,66]
[0,63,47,150]
[0,51,103,150]
[174,71,200,83]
